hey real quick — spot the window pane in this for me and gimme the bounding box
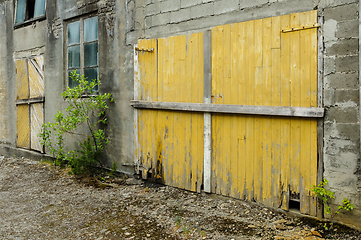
[68,21,80,45]
[84,68,99,91]
[68,45,80,68]
[15,0,26,24]
[34,0,46,18]
[84,16,98,42]
[84,42,98,67]
[68,69,80,89]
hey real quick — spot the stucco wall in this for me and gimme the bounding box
[0,1,9,143]
[43,0,135,174]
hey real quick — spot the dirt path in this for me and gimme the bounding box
[0,156,360,240]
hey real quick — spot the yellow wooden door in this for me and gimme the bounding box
[16,56,45,152]
[136,34,204,192]
[211,11,318,215]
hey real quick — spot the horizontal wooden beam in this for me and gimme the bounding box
[130,100,324,118]
[16,97,45,105]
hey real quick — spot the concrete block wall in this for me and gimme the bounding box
[322,1,361,227]
[131,0,361,229]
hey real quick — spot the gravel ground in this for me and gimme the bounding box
[0,155,360,240]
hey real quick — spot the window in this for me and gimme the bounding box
[14,0,46,24]
[67,16,99,91]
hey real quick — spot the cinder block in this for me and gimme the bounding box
[324,19,337,43]
[145,16,152,28]
[335,89,359,105]
[324,56,336,75]
[181,0,203,8]
[240,0,268,9]
[325,106,359,123]
[336,20,359,38]
[326,38,359,56]
[324,89,335,107]
[324,3,358,22]
[135,7,145,23]
[326,72,358,89]
[135,0,146,8]
[152,12,171,26]
[126,31,138,45]
[170,8,191,23]
[335,56,359,72]
[320,0,358,9]
[160,0,181,13]
[190,2,214,19]
[214,0,239,15]
[145,2,160,16]
[336,123,360,141]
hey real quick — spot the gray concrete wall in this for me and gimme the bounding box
[0,0,135,174]
[132,0,361,229]
[43,0,135,174]
[0,1,9,143]
[0,0,16,146]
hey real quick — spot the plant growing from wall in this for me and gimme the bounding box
[311,178,354,230]
[39,71,113,175]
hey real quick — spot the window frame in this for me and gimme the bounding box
[65,14,99,92]
[14,0,46,28]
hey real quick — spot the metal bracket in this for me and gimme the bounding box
[281,23,320,33]
[135,47,154,52]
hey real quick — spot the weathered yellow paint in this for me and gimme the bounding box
[31,103,44,152]
[16,59,29,100]
[16,105,30,149]
[211,11,318,215]
[28,56,44,98]
[137,33,204,192]
[16,56,45,152]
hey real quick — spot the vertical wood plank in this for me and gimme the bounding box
[203,30,212,193]
[290,12,301,202]
[16,59,29,100]
[271,15,282,208]
[280,13,291,210]
[30,103,44,152]
[16,105,30,149]
[316,14,325,219]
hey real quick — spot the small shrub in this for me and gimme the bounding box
[108,162,118,178]
[39,71,113,175]
[311,178,354,230]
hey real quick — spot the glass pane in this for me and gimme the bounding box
[84,16,98,42]
[68,69,80,88]
[34,0,46,18]
[84,68,99,91]
[68,21,80,45]
[84,42,98,67]
[15,0,26,24]
[68,45,80,68]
